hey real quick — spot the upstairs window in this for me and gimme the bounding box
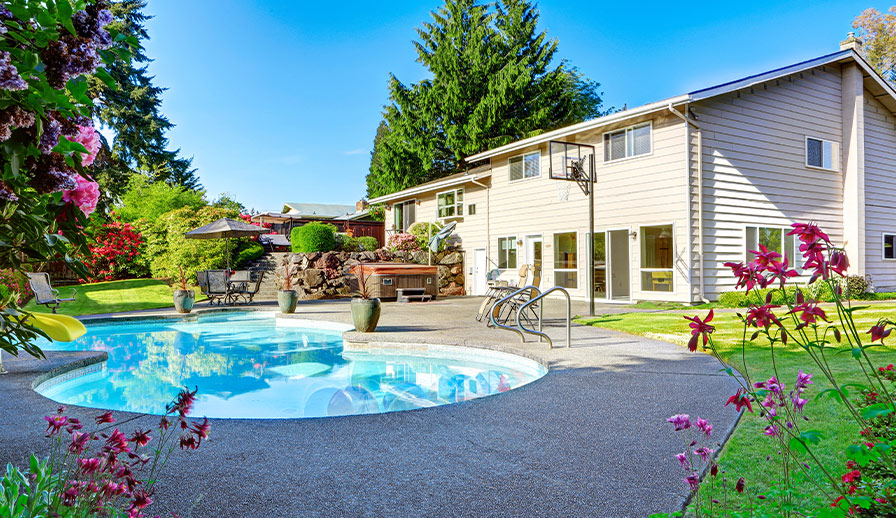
[509,151,541,181]
[604,122,651,162]
[806,137,838,171]
[437,188,464,219]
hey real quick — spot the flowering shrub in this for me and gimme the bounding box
[0,388,209,517]
[0,268,31,305]
[408,221,445,251]
[655,223,896,518]
[81,220,144,281]
[387,232,420,252]
[237,213,272,242]
[0,0,130,357]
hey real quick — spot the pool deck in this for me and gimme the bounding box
[0,297,741,518]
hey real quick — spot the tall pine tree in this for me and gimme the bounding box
[88,0,199,208]
[367,0,606,198]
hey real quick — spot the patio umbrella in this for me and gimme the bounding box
[184,218,268,271]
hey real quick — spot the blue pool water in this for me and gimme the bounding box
[34,312,547,419]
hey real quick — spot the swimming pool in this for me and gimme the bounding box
[34,312,547,419]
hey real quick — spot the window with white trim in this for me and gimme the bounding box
[745,226,798,266]
[641,225,673,292]
[436,188,464,219]
[497,237,517,269]
[806,137,839,171]
[553,232,578,289]
[884,233,896,260]
[509,151,540,181]
[393,200,415,232]
[604,122,651,162]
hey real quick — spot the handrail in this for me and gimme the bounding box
[517,286,571,348]
[489,285,541,341]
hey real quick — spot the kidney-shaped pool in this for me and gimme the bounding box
[33,312,547,419]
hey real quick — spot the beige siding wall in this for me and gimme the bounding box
[863,91,896,291]
[382,181,490,292]
[692,66,845,300]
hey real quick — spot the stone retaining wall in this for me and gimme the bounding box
[276,249,464,299]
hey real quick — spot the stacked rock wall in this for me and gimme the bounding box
[276,249,464,299]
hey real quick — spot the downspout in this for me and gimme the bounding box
[472,176,490,293]
[668,103,708,304]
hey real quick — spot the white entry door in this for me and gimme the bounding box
[524,235,543,282]
[471,248,487,295]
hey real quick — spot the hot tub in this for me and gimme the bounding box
[350,263,438,299]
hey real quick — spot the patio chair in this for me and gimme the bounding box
[501,266,542,327]
[26,272,76,313]
[203,269,231,306]
[476,264,529,322]
[230,270,265,305]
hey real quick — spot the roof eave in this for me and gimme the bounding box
[368,170,492,205]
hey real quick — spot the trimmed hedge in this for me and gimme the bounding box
[358,236,379,251]
[235,241,265,267]
[335,234,360,252]
[291,222,336,253]
[717,286,803,308]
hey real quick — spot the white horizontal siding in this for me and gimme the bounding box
[863,91,896,291]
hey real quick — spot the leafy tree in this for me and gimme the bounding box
[87,0,200,204]
[853,8,896,83]
[149,206,238,282]
[211,193,246,214]
[113,175,205,222]
[367,0,606,198]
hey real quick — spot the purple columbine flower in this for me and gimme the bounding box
[675,452,690,469]
[795,370,813,390]
[695,417,713,437]
[694,447,714,461]
[667,414,691,431]
[685,474,700,491]
[792,396,808,413]
[763,424,780,437]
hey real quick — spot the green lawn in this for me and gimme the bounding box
[23,278,206,316]
[577,304,896,511]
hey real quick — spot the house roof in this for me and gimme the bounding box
[466,48,896,163]
[281,203,358,219]
[368,164,492,204]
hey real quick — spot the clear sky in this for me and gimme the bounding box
[139,0,871,212]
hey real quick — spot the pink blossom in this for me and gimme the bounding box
[675,452,690,469]
[62,174,99,216]
[70,125,101,166]
[667,414,691,431]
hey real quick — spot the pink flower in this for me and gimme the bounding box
[735,477,746,493]
[868,324,892,343]
[788,302,829,326]
[69,431,90,454]
[745,304,781,329]
[694,446,714,461]
[684,310,714,352]
[62,174,100,216]
[95,411,115,424]
[750,245,781,269]
[695,417,713,437]
[685,474,700,491]
[830,250,849,276]
[70,125,101,166]
[675,452,690,469]
[788,222,830,244]
[667,414,691,431]
[725,388,754,413]
[44,414,68,435]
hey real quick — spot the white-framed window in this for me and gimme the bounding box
[393,200,415,232]
[805,136,839,171]
[468,204,476,216]
[641,224,673,292]
[497,236,517,269]
[745,226,799,267]
[436,188,464,219]
[509,151,541,181]
[553,231,578,289]
[884,233,896,260]
[604,122,652,162]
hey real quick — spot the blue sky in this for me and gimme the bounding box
[138,0,870,212]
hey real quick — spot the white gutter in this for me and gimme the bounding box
[368,171,492,205]
[465,95,690,163]
[668,104,708,304]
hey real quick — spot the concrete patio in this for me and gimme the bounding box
[0,297,741,517]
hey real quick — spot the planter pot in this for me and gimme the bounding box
[173,289,195,314]
[351,297,381,333]
[278,290,299,314]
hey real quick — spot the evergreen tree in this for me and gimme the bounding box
[367,0,605,198]
[88,0,199,207]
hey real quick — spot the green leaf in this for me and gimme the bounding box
[800,430,824,444]
[56,0,76,36]
[94,67,117,90]
[789,437,808,454]
[67,76,88,98]
[861,403,895,419]
[843,306,870,314]
[815,388,842,403]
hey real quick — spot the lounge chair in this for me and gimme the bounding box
[499,266,542,327]
[476,264,529,322]
[230,270,265,305]
[26,272,77,313]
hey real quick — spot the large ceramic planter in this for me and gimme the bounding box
[351,297,381,333]
[173,289,195,314]
[278,290,299,314]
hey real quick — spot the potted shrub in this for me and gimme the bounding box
[350,263,380,332]
[278,261,299,314]
[172,265,195,314]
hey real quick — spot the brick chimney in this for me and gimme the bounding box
[840,32,863,53]
[356,199,368,212]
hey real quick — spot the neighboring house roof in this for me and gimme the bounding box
[368,164,492,205]
[333,209,372,221]
[466,48,896,163]
[281,203,358,219]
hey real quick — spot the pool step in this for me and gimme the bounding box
[396,288,432,303]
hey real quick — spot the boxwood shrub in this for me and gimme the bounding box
[358,236,379,251]
[235,241,265,267]
[335,234,360,252]
[291,222,336,253]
